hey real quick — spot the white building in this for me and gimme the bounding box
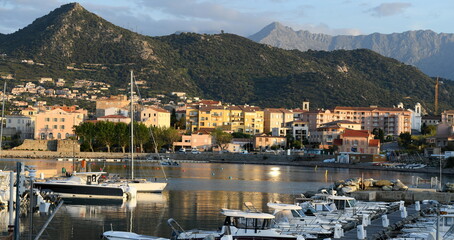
[5,115,35,139]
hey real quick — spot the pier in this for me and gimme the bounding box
[340,203,426,240]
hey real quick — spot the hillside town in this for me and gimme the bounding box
[2,76,453,161]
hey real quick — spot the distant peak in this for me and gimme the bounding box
[58,2,85,13]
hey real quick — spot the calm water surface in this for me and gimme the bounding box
[0,159,450,239]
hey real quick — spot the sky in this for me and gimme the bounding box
[0,0,453,37]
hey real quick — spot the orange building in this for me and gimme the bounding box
[253,134,287,150]
[333,129,380,154]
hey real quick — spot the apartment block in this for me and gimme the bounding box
[264,108,293,136]
[301,106,412,136]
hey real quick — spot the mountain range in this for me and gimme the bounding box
[0,3,453,112]
[249,22,454,80]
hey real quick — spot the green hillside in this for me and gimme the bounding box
[0,3,452,112]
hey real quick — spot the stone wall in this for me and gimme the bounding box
[12,139,80,152]
[13,139,58,151]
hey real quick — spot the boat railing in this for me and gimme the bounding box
[167,218,186,237]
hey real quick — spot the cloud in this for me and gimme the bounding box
[0,0,61,33]
[367,2,412,17]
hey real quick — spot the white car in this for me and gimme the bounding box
[191,149,201,154]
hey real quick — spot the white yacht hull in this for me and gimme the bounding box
[103,231,169,240]
[128,182,167,193]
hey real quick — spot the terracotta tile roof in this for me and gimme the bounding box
[265,108,292,113]
[369,139,380,147]
[342,129,370,138]
[148,107,169,113]
[334,106,408,112]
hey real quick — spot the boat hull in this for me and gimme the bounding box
[127,182,167,193]
[34,182,126,199]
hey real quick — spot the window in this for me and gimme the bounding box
[61,118,65,122]
[53,118,58,122]
[45,118,50,122]
[45,125,49,129]
[57,133,61,139]
[53,125,58,129]
[60,125,65,129]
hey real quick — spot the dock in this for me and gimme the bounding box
[339,203,426,240]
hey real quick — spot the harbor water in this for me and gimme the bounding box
[0,158,452,239]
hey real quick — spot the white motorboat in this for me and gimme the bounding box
[102,231,169,240]
[267,202,338,238]
[168,209,308,240]
[34,172,136,199]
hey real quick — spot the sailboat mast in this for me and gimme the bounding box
[130,70,134,180]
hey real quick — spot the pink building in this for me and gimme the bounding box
[301,106,411,136]
[34,108,86,140]
[173,131,213,150]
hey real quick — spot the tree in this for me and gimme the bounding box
[74,122,96,152]
[211,128,232,150]
[231,132,252,139]
[115,122,129,153]
[170,109,178,127]
[95,121,116,152]
[133,122,150,153]
[397,132,412,148]
[150,126,181,152]
[372,128,385,143]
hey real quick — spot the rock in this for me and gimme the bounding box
[363,179,374,188]
[393,179,408,191]
[375,180,393,187]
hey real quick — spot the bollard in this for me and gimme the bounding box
[381,214,389,227]
[356,225,366,240]
[334,224,343,238]
[401,207,407,218]
[415,201,421,211]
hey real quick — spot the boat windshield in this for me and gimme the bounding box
[291,209,305,218]
[232,217,271,230]
[348,199,357,208]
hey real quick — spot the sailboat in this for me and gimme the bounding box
[125,70,167,193]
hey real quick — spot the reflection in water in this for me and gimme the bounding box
[0,159,452,239]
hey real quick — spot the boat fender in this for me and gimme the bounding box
[92,175,97,183]
[87,176,92,184]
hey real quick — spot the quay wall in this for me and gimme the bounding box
[350,190,454,203]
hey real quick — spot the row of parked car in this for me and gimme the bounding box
[178,148,201,154]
